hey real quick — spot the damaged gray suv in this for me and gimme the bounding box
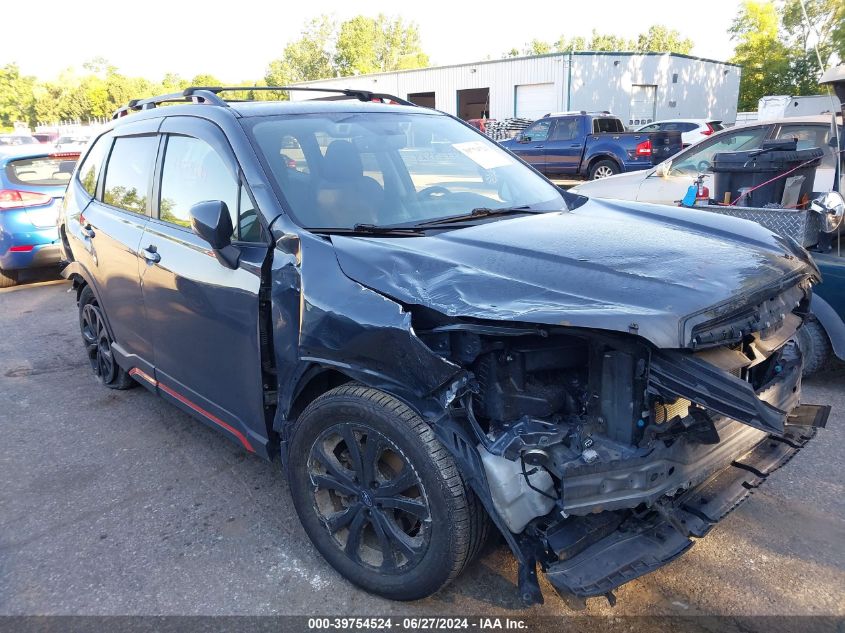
[59,87,831,607]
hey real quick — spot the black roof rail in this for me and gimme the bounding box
[112,85,416,119]
[186,85,416,106]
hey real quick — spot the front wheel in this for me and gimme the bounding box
[287,384,488,600]
[796,320,832,377]
[589,159,620,180]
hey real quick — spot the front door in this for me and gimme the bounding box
[140,118,271,455]
[512,119,555,172]
[544,116,584,175]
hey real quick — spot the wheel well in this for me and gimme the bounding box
[288,369,352,423]
[587,155,620,173]
[69,274,88,303]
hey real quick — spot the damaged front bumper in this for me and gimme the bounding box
[544,423,819,603]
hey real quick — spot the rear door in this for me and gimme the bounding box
[543,116,584,174]
[78,120,160,368]
[140,117,271,454]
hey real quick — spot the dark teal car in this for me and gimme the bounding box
[0,147,79,286]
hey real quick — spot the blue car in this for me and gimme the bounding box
[0,147,79,286]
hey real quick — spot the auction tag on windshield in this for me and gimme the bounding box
[452,141,514,169]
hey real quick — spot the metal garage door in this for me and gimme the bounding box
[629,84,657,126]
[515,83,556,119]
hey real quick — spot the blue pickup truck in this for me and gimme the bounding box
[500,111,683,180]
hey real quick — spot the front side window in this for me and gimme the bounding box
[76,134,112,196]
[522,119,552,142]
[669,126,769,175]
[103,136,158,215]
[245,111,564,230]
[159,135,238,230]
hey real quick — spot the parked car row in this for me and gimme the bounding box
[44,85,832,610]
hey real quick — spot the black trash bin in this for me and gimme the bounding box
[712,139,824,207]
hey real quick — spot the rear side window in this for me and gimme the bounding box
[710,122,725,132]
[5,154,79,186]
[103,136,158,215]
[551,117,580,141]
[77,135,112,196]
[593,118,624,133]
[158,135,238,230]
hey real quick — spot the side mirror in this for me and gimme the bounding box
[654,161,671,178]
[189,200,240,269]
[518,133,530,143]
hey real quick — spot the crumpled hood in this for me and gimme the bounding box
[330,198,815,348]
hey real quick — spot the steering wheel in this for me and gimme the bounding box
[696,159,712,173]
[417,185,451,199]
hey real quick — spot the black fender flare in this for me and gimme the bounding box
[810,294,845,361]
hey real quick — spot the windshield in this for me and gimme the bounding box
[244,111,564,229]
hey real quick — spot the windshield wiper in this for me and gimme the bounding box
[413,206,539,227]
[309,223,424,237]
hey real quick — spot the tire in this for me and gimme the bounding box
[797,319,831,377]
[287,384,488,600]
[589,159,620,180]
[0,267,18,288]
[77,285,135,389]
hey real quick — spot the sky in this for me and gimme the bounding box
[1,0,742,82]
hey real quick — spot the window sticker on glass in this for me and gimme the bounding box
[452,141,514,170]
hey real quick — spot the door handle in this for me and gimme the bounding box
[81,224,95,239]
[570,144,582,148]
[535,145,545,148]
[142,245,161,264]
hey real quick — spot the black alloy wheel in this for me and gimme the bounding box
[308,424,431,572]
[288,384,489,600]
[77,285,135,390]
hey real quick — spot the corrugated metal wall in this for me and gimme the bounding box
[292,53,741,123]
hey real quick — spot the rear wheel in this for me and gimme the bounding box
[589,159,620,180]
[77,285,135,389]
[0,267,18,288]
[287,384,488,600]
[797,319,831,377]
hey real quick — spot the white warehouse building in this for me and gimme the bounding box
[293,52,742,126]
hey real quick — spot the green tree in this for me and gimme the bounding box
[729,0,792,110]
[781,0,840,93]
[0,64,36,128]
[190,73,222,87]
[554,35,587,52]
[334,15,428,75]
[634,25,694,54]
[265,15,336,88]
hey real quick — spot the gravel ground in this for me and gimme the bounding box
[1,275,843,624]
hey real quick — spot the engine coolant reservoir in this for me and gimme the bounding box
[478,445,556,533]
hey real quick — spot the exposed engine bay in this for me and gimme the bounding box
[414,276,830,605]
